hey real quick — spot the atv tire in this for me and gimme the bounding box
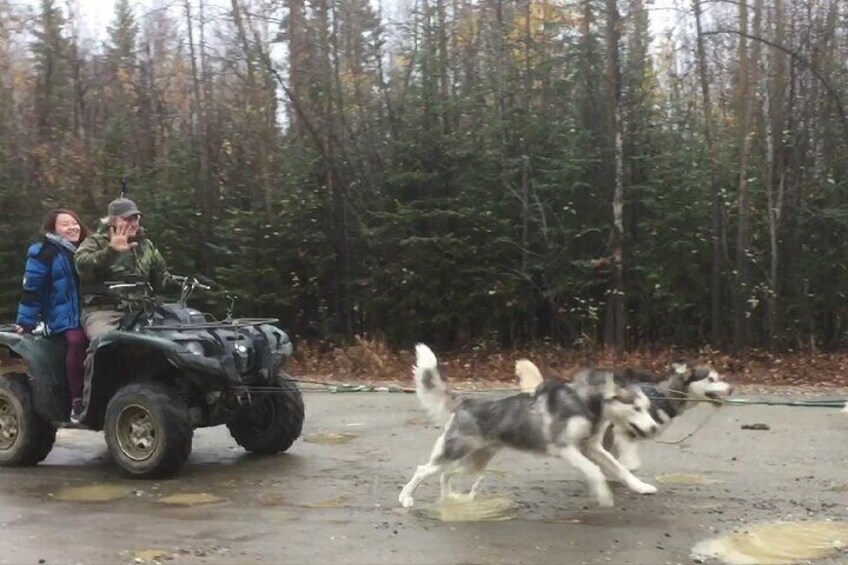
[0,373,57,466]
[228,374,304,455]
[104,382,193,478]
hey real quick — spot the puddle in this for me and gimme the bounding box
[303,432,358,445]
[692,521,848,565]
[158,492,225,506]
[54,484,134,502]
[259,493,286,507]
[656,473,715,486]
[300,495,351,509]
[543,517,582,524]
[417,496,518,522]
[134,549,169,562]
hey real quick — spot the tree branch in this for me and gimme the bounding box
[703,28,848,143]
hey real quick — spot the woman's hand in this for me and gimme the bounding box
[13,324,30,334]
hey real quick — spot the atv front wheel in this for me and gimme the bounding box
[0,373,57,466]
[228,375,304,454]
[104,382,193,478]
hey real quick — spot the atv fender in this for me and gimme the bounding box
[0,331,69,423]
[84,331,238,429]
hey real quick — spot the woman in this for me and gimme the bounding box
[15,209,90,421]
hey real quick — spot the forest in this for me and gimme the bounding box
[1,0,847,358]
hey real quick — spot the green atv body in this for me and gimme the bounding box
[0,278,304,477]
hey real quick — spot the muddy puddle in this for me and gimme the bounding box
[158,492,226,506]
[303,432,358,445]
[53,483,134,502]
[542,517,582,524]
[299,495,351,509]
[692,521,848,564]
[417,496,519,522]
[258,493,287,507]
[134,549,169,562]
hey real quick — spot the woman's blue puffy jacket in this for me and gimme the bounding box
[15,235,82,334]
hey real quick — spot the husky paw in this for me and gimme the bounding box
[596,489,615,508]
[630,481,657,495]
[399,492,415,508]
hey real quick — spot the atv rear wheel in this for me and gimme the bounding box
[227,375,304,455]
[104,382,193,478]
[0,373,57,466]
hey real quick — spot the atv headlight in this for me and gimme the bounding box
[184,341,205,356]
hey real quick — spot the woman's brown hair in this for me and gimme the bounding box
[42,208,91,243]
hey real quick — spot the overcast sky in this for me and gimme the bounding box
[18,0,685,40]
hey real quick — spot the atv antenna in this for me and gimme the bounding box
[120,175,128,198]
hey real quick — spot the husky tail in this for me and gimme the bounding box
[515,359,544,393]
[413,343,454,423]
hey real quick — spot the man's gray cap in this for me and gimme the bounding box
[107,198,142,218]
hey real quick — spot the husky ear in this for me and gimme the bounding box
[601,374,617,400]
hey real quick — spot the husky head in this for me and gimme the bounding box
[604,379,658,438]
[671,361,734,403]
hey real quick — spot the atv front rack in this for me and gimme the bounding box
[143,318,280,331]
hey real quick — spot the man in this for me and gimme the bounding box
[74,197,176,416]
[75,197,173,341]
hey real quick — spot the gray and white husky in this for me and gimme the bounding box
[398,344,660,509]
[516,359,734,471]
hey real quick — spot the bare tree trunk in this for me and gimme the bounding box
[231,0,276,218]
[605,0,625,351]
[733,0,757,351]
[436,0,450,133]
[316,0,351,336]
[288,0,307,138]
[693,0,723,346]
[183,0,211,215]
[763,0,787,347]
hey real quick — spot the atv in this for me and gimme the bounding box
[0,276,304,478]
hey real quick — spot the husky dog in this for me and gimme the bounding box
[398,344,659,510]
[516,359,734,471]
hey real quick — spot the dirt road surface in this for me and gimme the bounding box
[1,386,847,565]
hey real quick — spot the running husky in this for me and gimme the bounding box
[398,344,660,509]
[515,359,734,471]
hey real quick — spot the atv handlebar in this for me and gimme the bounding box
[171,275,211,289]
[101,274,240,325]
[106,281,153,291]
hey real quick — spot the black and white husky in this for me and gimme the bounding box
[398,344,660,509]
[516,359,734,471]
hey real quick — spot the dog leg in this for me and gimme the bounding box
[559,445,614,508]
[399,462,445,508]
[399,434,448,508]
[439,470,458,500]
[448,448,498,502]
[584,437,656,495]
[613,426,642,471]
